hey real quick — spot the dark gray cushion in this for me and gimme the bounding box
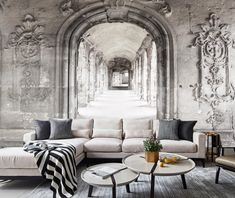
[34,120,50,140]
[158,119,180,140]
[178,120,197,142]
[49,118,72,139]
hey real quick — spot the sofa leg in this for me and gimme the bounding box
[85,153,90,167]
[215,167,220,184]
[201,159,205,168]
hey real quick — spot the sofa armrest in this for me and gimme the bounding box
[193,132,206,159]
[23,131,36,143]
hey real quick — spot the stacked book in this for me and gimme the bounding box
[91,166,127,179]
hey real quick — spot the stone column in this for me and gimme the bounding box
[146,48,152,103]
[142,51,148,100]
[88,50,95,102]
[138,57,142,98]
[150,42,157,106]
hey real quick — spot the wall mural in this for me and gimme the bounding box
[59,0,171,17]
[7,14,50,111]
[192,13,235,129]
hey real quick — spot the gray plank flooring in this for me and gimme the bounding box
[24,163,235,198]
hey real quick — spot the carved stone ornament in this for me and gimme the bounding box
[206,109,225,130]
[137,0,171,16]
[7,14,50,109]
[8,14,46,49]
[0,0,7,12]
[60,0,74,17]
[192,13,235,128]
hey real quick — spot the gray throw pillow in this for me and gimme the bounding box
[49,118,72,139]
[34,120,50,140]
[158,119,180,140]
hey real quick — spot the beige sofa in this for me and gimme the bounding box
[0,118,206,178]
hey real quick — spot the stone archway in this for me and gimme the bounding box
[55,1,177,119]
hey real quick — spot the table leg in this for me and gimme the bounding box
[222,148,224,156]
[110,175,117,198]
[126,184,130,193]
[207,136,209,160]
[135,176,139,182]
[211,143,213,161]
[88,185,93,197]
[112,185,116,198]
[150,173,155,198]
[181,174,187,189]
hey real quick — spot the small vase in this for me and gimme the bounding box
[145,151,159,163]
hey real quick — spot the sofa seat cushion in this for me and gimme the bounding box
[122,138,145,153]
[0,147,37,169]
[84,138,122,152]
[160,140,197,153]
[44,138,89,156]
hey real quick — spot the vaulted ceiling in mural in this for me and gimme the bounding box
[84,23,148,61]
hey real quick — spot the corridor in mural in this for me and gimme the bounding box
[74,23,158,118]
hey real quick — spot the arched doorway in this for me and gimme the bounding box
[55,2,177,119]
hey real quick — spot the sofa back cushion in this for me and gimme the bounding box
[92,119,123,139]
[94,119,122,130]
[71,119,93,139]
[123,119,153,138]
[92,129,122,139]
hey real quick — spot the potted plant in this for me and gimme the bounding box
[143,136,163,163]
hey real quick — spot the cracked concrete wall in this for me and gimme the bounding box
[0,0,235,146]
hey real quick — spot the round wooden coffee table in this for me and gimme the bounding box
[123,152,195,198]
[81,163,139,198]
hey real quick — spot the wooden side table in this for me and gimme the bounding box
[205,132,220,162]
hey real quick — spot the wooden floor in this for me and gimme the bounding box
[2,162,234,198]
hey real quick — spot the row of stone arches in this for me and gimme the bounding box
[55,1,177,119]
[133,41,157,106]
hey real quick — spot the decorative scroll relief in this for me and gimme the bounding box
[60,0,74,17]
[7,14,50,109]
[0,0,8,12]
[59,0,171,17]
[137,0,171,16]
[192,13,235,129]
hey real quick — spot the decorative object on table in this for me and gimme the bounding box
[23,141,77,198]
[143,136,162,162]
[205,131,220,162]
[91,166,127,179]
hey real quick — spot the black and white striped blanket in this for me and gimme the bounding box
[23,141,77,198]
